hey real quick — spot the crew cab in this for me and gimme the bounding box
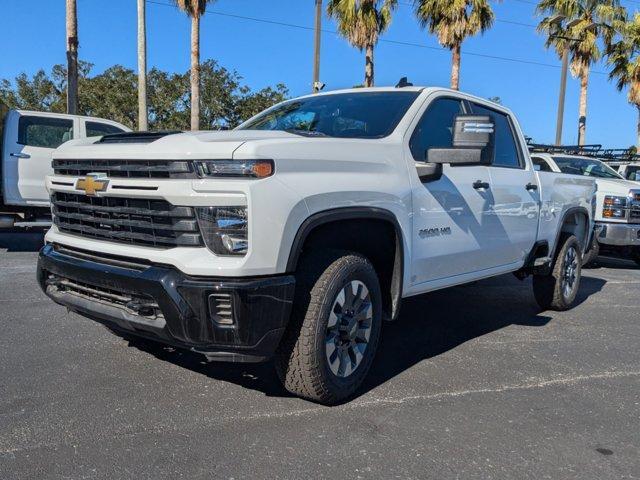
[0,105,130,228]
[530,153,640,265]
[37,87,596,404]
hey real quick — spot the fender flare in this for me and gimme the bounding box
[551,206,591,259]
[285,207,405,320]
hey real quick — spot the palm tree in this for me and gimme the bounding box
[137,0,148,131]
[608,13,640,148]
[413,0,494,91]
[327,0,398,87]
[174,0,216,130]
[66,0,78,114]
[537,0,627,145]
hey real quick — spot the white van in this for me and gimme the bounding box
[1,106,130,228]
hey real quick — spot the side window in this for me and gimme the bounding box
[532,156,553,172]
[409,98,464,161]
[470,104,522,168]
[86,121,126,137]
[18,116,74,149]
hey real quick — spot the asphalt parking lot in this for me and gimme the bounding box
[1,231,639,480]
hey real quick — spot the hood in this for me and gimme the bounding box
[53,130,299,160]
[595,177,640,195]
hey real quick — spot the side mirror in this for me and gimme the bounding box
[533,164,541,171]
[427,115,494,165]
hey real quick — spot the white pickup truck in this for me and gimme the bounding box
[37,87,596,404]
[531,153,640,265]
[0,105,129,228]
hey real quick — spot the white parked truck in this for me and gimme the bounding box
[38,87,596,404]
[531,153,640,265]
[0,106,130,228]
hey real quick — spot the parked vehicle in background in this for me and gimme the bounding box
[0,107,130,229]
[615,163,640,182]
[37,87,595,404]
[530,152,640,265]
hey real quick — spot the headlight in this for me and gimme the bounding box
[194,160,273,178]
[603,195,628,219]
[195,206,248,255]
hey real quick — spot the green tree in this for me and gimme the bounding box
[327,0,398,87]
[174,0,217,131]
[1,61,288,132]
[413,0,495,91]
[537,0,627,145]
[608,13,640,148]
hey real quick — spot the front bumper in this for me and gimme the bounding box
[37,244,295,362]
[594,222,640,246]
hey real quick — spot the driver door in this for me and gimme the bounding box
[408,97,500,287]
[2,111,77,206]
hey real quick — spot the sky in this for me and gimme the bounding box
[2,0,639,147]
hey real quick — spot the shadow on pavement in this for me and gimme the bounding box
[584,254,639,271]
[0,230,46,252]
[117,272,607,403]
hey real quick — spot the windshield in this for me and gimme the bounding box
[238,91,420,139]
[552,156,623,179]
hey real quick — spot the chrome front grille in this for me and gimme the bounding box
[51,192,203,247]
[52,159,196,179]
[632,192,640,223]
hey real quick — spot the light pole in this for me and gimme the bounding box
[555,47,569,146]
[312,0,323,93]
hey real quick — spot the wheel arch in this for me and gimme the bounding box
[285,207,405,321]
[552,206,591,258]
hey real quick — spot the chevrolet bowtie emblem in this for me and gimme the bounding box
[76,173,109,196]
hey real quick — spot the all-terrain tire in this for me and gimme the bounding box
[533,235,582,311]
[275,251,382,405]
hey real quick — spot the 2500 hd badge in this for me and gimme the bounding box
[419,226,452,238]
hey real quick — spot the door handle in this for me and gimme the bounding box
[526,182,538,191]
[10,152,30,159]
[473,180,490,190]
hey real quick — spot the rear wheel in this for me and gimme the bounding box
[631,247,640,266]
[276,252,382,404]
[533,235,582,311]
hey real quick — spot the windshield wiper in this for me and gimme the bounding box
[284,129,329,137]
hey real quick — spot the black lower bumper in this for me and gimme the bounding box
[37,244,295,362]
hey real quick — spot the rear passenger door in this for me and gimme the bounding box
[469,102,539,265]
[2,111,77,206]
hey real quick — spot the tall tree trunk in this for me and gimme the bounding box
[577,66,590,146]
[365,44,374,87]
[137,0,148,131]
[66,0,78,115]
[637,105,640,150]
[450,44,461,91]
[190,15,200,131]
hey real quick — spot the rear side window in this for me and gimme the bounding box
[410,98,465,161]
[18,116,74,148]
[532,157,553,172]
[86,121,126,137]
[470,104,521,168]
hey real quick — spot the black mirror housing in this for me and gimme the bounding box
[427,114,494,165]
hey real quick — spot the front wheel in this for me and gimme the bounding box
[276,252,382,405]
[533,235,582,311]
[631,247,640,267]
